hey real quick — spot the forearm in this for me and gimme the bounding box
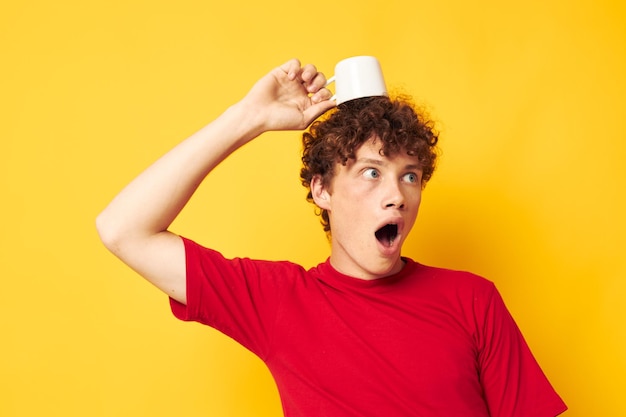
[96,101,262,250]
[96,59,334,297]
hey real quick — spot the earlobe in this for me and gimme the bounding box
[310,175,331,210]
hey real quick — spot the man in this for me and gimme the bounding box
[97,59,567,416]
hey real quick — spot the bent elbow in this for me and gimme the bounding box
[95,210,124,254]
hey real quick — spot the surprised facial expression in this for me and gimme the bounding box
[312,137,423,280]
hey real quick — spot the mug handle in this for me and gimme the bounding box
[324,76,337,102]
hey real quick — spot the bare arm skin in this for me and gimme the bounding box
[96,59,335,304]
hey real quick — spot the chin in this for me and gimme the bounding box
[367,258,404,279]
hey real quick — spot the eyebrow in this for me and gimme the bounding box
[355,157,421,171]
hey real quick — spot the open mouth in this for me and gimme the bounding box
[375,224,398,247]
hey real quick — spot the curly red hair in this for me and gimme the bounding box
[300,95,439,233]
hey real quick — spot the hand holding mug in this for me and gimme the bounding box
[242,59,336,132]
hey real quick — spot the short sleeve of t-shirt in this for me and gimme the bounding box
[169,237,305,359]
[476,284,567,417]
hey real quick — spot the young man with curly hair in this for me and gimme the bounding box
[97,59,567,417]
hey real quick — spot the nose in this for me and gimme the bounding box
[382,179,405,209]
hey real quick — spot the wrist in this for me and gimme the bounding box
[219,100,267,146]
[224,100,268,143]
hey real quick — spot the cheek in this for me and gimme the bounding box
[333,183,373,208]
[410,188,423,205]
[405,192,422,221]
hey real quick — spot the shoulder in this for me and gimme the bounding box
[398,260,502,320]
[406,259,496,293]
[182,237,308,281]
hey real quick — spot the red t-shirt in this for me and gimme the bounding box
[171,237,567,417]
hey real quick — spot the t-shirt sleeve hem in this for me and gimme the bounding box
[169,296,191,321]
[168,236,199,322]
[538,400,568,417]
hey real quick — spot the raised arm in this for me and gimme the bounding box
[96,59,335,304]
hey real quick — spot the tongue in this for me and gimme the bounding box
[375,224,397,247]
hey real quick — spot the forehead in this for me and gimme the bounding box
[348,138,420,168]
[321,136,421,188]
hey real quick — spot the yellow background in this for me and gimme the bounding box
[1,0,624,415]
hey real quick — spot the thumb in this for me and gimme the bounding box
[302,100,337,127]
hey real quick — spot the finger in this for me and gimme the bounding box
[279,58,302,80]
[310,87,334,104]
[302,99,337,126]
[301,63,327,92]
[306,71,329,93]
[300,63,318,82]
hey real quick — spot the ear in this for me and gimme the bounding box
[310,175,331,210]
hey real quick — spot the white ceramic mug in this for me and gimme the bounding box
[325,56,388,105]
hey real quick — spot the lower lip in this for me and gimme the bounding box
[376,236,401,256]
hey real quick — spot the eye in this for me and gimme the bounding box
[403,172,419,183]
[363,168,380,179]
